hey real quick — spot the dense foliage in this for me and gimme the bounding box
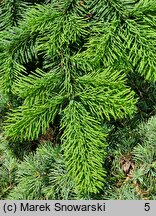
[0,0,156,199]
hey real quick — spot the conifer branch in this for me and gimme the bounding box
[0,0,27,30]
[4,95,66,141]
[7,144,75,200]
[61,100,108,194]
[14,69,63,106]
[77,68,137,120]
[1,0,156,197]
[125,19,156,80]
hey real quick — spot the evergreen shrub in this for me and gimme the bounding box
[0,0,156,199]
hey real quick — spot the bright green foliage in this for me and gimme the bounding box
[77,68,137,120]
[4,95,65,141]
[0,91,9,116]
[14,69,62,105]
[74,0,156,81]
[0,0,27,29]
[61,100,108,194]
[1,0,156,197]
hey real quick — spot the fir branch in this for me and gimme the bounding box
[4,95,66,141]
[37,14,88,59]
[74,21,127,70]
[14,69,63,106]
[0,27,36,93]
[0,4,60,94]
[85,0,129,22]
[0,0,28,30]
[125,19,156,80]
[1,0,156,198]
[0,55,26,94]
[61,100,108,195]
[77,68,137,120]
[22,3,59,32]
[75,15,156,81]
[131,0,156,16]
